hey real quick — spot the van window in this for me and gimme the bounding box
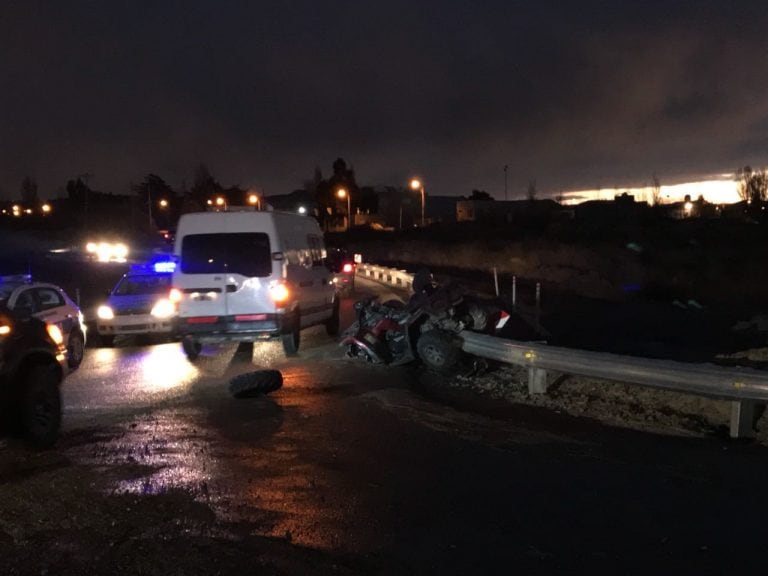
[181,233,271,277]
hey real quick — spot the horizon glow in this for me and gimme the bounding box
[560,178,741,206]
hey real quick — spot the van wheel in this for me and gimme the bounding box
[325,299,340,336]
[182,336,202,361]
[282,312,300,356]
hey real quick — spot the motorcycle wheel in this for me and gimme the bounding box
[416,330,462,374]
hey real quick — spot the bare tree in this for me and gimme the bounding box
[736,166,768,203]
[650,174,662,206]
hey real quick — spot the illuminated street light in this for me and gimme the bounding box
[247,193,261,210]
[215,196,226,210]
[410,178,425,227]
[159,199,168,208]
[337,188,351,231]
[207,199,213,206]
[41,203,51,214]
[298,205,307,214]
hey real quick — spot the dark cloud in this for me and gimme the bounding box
[2,0,768,200]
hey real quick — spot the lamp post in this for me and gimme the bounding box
[247,193,260,210]
[337,188,351,231]
[410,178,425,227]
[215,196,226,211]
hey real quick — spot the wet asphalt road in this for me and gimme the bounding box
[4,276,768,574]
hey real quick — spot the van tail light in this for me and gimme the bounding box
[269,282,290,304]
[342,262,354,274]
[169,288,182,303]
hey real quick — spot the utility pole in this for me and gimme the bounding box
[504,165,508,201]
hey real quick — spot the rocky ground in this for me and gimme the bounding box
[436,343,768,444]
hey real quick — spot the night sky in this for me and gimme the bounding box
[2,1,768,201]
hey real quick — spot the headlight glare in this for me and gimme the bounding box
[97,305,114,320]
[151,299,175,319]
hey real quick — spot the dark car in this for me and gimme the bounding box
[0,305,68,447]
[327,248,356,295]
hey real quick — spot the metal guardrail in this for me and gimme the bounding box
[357,263,768,438]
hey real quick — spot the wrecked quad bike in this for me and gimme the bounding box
[341,270,510,374]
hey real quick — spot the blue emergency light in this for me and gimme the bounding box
[153,261,176,273]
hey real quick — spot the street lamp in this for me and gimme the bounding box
[247,193,260,210]
[337,188,351,231]
[41,203,52,214]
[159,199,168,208]
[215,196,226,211]
[410,178,425,227]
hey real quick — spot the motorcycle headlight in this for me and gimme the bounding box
[97,305,114,320]
[151,298,175,319]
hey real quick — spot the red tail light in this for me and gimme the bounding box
[342,263,354,273]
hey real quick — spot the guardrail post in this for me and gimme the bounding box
[730,400,757,438]
[512,276,516,308]
[528,367,548,395]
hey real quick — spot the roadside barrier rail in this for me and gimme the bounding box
[356,263,767,438]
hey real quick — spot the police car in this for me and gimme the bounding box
[95,260,177,346]
[0,275,87,370]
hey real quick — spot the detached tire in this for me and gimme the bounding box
[21,364,62,449]
[416,330,462,374]
[325,298,340,336]
[182,336,202,361]
[229,369,283,399]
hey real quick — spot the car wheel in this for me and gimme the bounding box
[228,369,283,398]
[67,330,85,369]
[325,298,340,336]
[282,312,300,356]
[182,336,202,361]
[99,334,115,348]
[20,364,62,449]
[416,330,462,373]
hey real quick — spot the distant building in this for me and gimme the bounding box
[574,193,651,222]
[457,199,561,224]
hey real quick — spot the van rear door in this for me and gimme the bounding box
[177,233,274,320]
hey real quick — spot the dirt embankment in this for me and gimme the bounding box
[350,219,768,310]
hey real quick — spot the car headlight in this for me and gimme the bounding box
[47,324,64,345]
[97,305,115,320]
[151,299,175,319]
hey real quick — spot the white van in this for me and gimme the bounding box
[172,210,339,360]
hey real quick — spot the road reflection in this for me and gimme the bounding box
[87,343,198,394]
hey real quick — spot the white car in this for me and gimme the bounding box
[96,266,177,346]
[0,275,87,369]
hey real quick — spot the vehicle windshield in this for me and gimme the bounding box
[0,284,15,304]
[113,274,171,296]
[180,233,271,277]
